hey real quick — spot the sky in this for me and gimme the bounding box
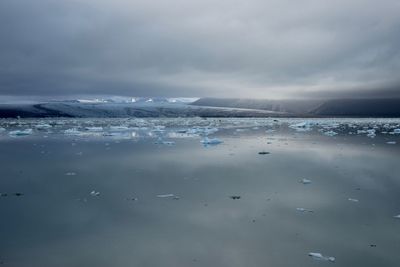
[0,0,400,99]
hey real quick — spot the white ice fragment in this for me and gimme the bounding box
[394,214,400,219]
[296,208,313,213]
[348,198,359,202]
[85,126,103,132]
[300,178,312,185]
[156,194,175,198]
[9,129,33,136]
[201,137,223,145]
[35,124,52,129]
[0,127,6,132]
[109,126,130,131]
[65,172,77,176]
[391,129,400,134]
[90,190,100,196]
[289,121,314,132]
[323,130,338,136]
[308,252,335,262]
[64,128,81,135]
[155,137,175,145]
[387,141,396,145]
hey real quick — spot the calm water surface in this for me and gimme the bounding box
[0,118,399,266]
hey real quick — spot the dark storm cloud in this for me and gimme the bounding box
[0,0,400,98]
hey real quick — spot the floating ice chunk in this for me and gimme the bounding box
[65,172,77,176]
[394,214,400,219]
[296,208,313,213]
[201,137,223,145]
[0,127,6,132]
[366,129,376,138]
[300,178,312,185]
[323,130,338,137]
[387,141,396,145]
[35,124,52,129]
[110,126,130,131]
[85,126,103,132]
[187,127,218,136]
[64,128,81,135]
[308,252,335,262]
[155,137,175,145]
[9,129,33,136]
[90,190,100,196]
[348,198,359,202]
[156,194,175,198]
[391,129,400,134]
[289,121,314,132]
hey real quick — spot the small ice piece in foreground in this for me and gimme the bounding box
[156,194,175,198]
[0,127,6,132]
[308,252,335,262]
[35,124,52,130]
[110,126,130,131]
[348,198,359,202]
[391,129,400,134]
[65,172,77,176]
[300,178,312,185]
[387,141,396,145]
[155,137,175,145]
[64,128,81,135]
[85,126,103,132]
[296,208,313,213]
[90,190,100,196]
[323,130,338,137]
[394,214,400,219]
[9,129,33,136]
[201,137,223,145]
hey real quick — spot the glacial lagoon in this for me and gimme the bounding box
[0,118,400,266]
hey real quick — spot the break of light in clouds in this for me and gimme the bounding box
[0,0,400,99]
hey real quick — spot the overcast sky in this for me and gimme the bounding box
[0,0,399,99]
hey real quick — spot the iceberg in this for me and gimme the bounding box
[9,129,33,136]
[64,128,81,135]
[289,121,314,132]
[156,194,175,198]
[308,252,335,262]
[201,137,223,145]
[90,190,100,196]
[348,198,359,202]
[300,178,312,185]
[109,126,130,131]
[296,208,313,213]
[85,126,103,132]
[323,130,338,136]
[35,123,52,130]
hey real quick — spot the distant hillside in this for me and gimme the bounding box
[310,98,400,117]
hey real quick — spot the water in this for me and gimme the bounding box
[0,118,399,266]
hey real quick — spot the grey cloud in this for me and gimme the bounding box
[0,0,400,98]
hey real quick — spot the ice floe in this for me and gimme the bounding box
[300,179,312,185]
[308,252,335,262]
[201,137,223,145]
[9,129,33,136]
